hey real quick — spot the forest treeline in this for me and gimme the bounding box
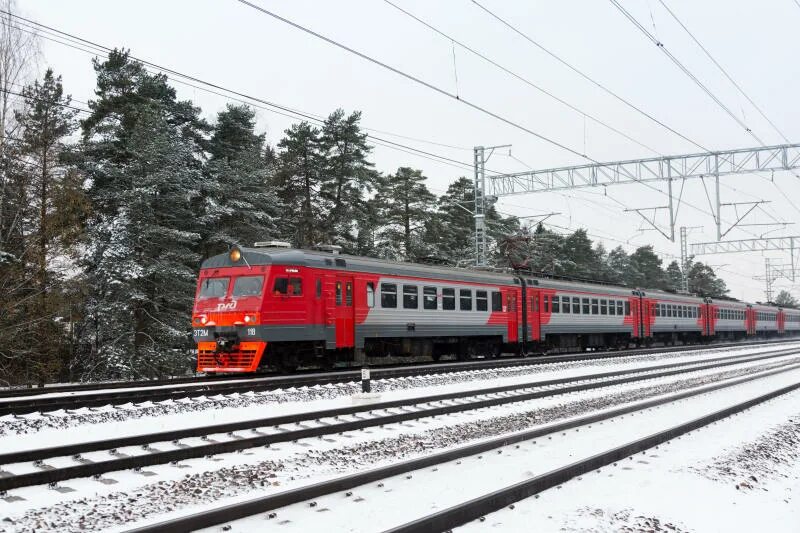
[0,48,743,384]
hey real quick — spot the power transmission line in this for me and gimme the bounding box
[233,0,594,162]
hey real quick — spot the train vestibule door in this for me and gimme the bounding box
[334,276,355,348]
[529,291,540,342]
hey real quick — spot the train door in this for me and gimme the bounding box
[334,276,355,348]
[529,291,541,342]
[507,290,519,344]
[630,296,642,340]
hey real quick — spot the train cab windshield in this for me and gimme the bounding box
[199,277,229,299]
[233,275,264,297]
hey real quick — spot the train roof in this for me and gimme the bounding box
[201,246,520,285]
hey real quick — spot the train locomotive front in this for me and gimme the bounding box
[192,243,321,372]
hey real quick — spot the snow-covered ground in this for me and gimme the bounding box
[1,345,798,533]
[188,365,800,532]
[456,375,800,533]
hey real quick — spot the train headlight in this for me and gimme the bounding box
[229,247,242,262]
[244,313,256,324]
[193,315,208,326]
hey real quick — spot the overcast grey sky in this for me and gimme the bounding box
[19,0,800,302]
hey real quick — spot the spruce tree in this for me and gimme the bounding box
[202,104,277,254]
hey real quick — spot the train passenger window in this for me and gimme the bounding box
[617,301,624,316]
[572,297,580,314]
[366,282,375,308]
[492,291,503,312]
[582,298,590,314]
[591,299,599,315]
[600,299,607,315]
[381,283,397,308]
[625,301,631,316]
[234,275,264,297]
[609,300,616,316]
[552,296,560,313]
[561,296,570,314]
[288,277,302,296]
[460,289,472,311]
[403,285,419,309]
[423,287,437,310]
[655,304,661,317]
[316,279,322,298]
[442,288,456,310]
[476,291,488,311]
[200,277,229,298]
[336,281,342,306]
[346,282,353,306]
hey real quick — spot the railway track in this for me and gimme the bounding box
[121,352,800,533]
[1,346,797,496]
[1,338,796,416]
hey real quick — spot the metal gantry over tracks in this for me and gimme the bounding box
[473,142,800,265]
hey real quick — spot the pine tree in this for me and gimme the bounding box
[665,260,684,292]
[274,121,323,247]
[775,290,798,308]
[605,246,633,285]
[375,167,436,260]
[629,245,666,289]
[202,104,277,254]
[687,260,728,298]
[319,109,378,251]
[10,69,78,382]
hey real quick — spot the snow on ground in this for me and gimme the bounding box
[457,377,800,533]
[194,366,800,532]
[2,355,797,532]
[2,342,796,450]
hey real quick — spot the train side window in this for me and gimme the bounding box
[609,300,617,316]
[492,291,502,312]
[423,287,437,310]
[273,277,288,295]
[625,301,631,316]
[335,281,342,306]
[381,283,397,308]
[655,304,661,317]
[561,296,570,314]
[366,282,375,308]
[289,277,303,296]
[591,298,599,315]
[476,290,488,311]
[600,299,608,315]
[582,298,590,314]
[345,282,352,306]
[617,301,624,316]
[403,285,418,309]
[552,296,560,313]
[442,288,456,310]
[316,279,322,298]
[460,289,473,311]
[572,297,580,314]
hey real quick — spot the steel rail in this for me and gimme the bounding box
[386,381,800,532]
[1,339,796,415]
[2,348,797,492]
[123,361,800,533]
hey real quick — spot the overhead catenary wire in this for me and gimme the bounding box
[233,0,595,162]
[468,0,709,152]
[0,10,486,173]
[382,0,661,156]
[608,0,763,146]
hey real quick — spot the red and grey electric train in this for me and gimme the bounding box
[192,243,800,373]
